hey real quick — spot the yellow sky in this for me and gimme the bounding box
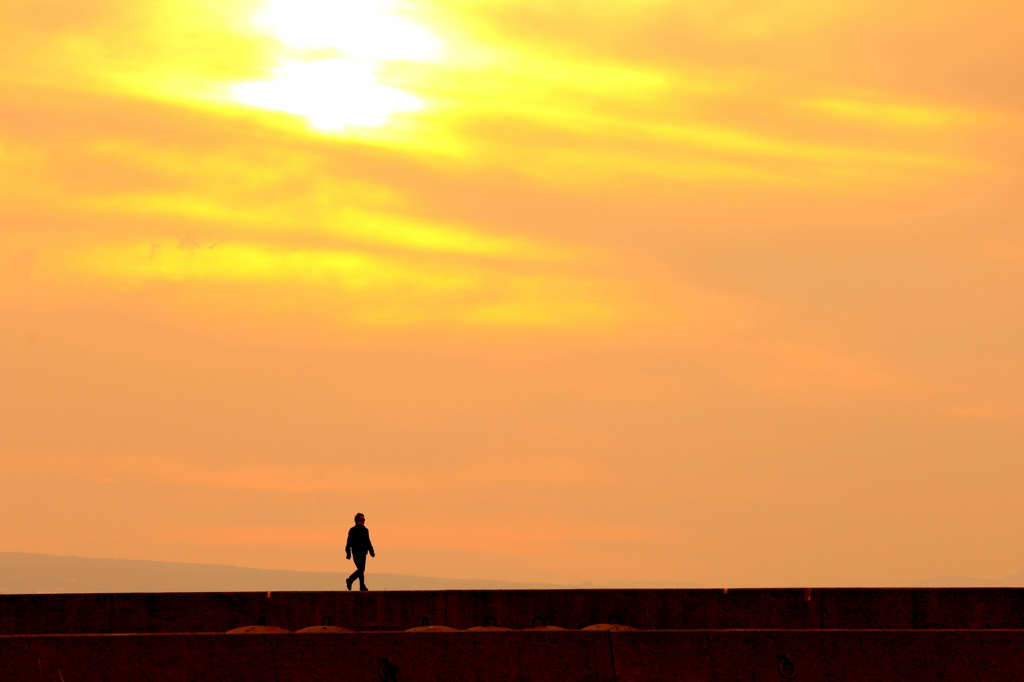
[1,0,1023,586]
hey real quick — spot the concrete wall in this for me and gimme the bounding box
[3,630,1024,682]
[0,591,446,635]
[610,629,1024,682]
[3,588,1024,635]
[1,632,617,682]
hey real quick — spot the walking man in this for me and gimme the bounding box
[345,512,375,591]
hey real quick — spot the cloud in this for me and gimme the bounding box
[802,96,972,129]
[0,452,339,493]
[745,341,893,394]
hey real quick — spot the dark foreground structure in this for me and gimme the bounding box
[4,588,1024,680]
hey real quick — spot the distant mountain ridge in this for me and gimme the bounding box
[0,552,561,593]
[5,552,1010,593]
[0,553,703,593]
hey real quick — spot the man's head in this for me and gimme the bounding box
[355,513,365,525]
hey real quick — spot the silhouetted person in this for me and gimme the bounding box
[345,512,375,591]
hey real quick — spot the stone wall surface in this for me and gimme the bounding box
[612,629,1024,681]
[0,632,617,682]
[4,588,1024,634]
[3,629,1024,682]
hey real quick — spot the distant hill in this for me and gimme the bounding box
[0,553,564,593]
[0,553,703,593]
[8,553,1022,592]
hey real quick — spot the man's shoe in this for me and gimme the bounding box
[345,577,354,591]
[359,584,369,591]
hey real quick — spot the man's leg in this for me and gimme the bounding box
[346,565,359,590]
[347,553,365,590]
[354,551,368,590]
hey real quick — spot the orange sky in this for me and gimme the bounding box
[1,0,1023,587]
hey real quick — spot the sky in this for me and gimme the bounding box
[1,0,1023,588]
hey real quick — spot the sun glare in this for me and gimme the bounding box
[256,0,441,60]
[232,58,423,129]
[232,0,442,130]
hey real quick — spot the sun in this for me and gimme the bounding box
[231,0,443,130]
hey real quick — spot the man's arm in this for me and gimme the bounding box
[367,531,375,558]
[345,527,353,559]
